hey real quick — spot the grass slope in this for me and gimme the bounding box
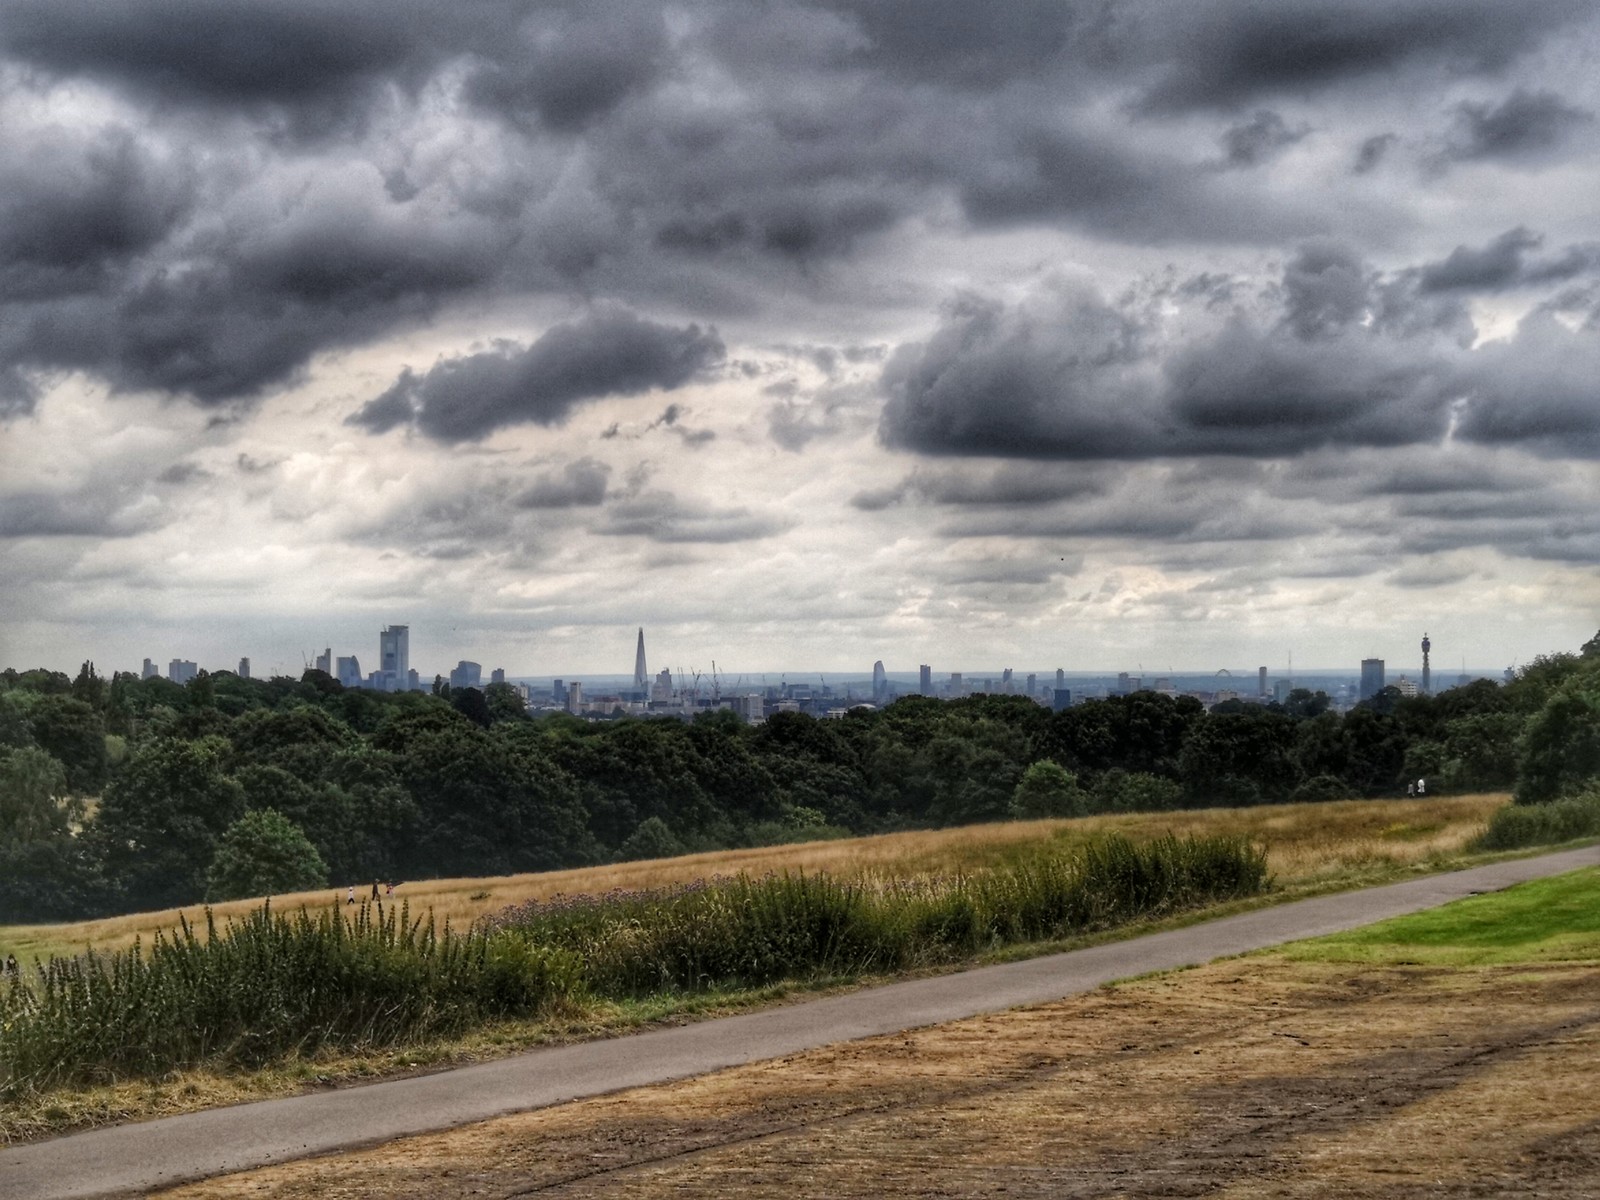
[1283,866,1600,967]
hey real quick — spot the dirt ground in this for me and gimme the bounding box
[155,951,1600,1200]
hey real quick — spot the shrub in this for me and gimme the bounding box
[1474,786,1600,851]
[1010,761,1087,819]
[206,809,329,901]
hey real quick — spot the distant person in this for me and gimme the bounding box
[1406,782,1415,797]
[1417,778,1427,796]
[3,953,17,979]
[386,881,394,900]
[346,885,356,905]
[371,880,381,901]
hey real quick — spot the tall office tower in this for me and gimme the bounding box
[1360,658,1386,701]
[142,658,158,680]
[1117,671,1132,695]
[315,648,332,675]
[491,667,505,685]
[1026,673,1036,697]
[449,661,482,689]
[1001,667,1014,693]
[336,656,362,687]
[919,664,932,694]
[1258,666,1268,696]
[566,681,583,712]
[950,672,963,695]
[1421,632,1432,696]
[553,679,566,706]
[407,668,420,692]
[653,667,673,701]
[1055,668,1065,688]
[1052,688,1072,712]
[238,657,250,679]
[872,660,887,702]
[379,625,409,688]
[634,628,648,690]
[168,659,198,685]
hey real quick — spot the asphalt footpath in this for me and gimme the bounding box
[7,843,1600,1199]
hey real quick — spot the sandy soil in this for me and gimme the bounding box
[156,950,1600,1199]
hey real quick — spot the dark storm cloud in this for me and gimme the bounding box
[1447,89,1595,163]
[1130,0,1586,112]
[513,459,611,509]
[1452,313,1600,456]
[1415,228,1600,293]
[1218,111,1306,168]
[0,489,160,539]
[350,310,725,442]
[1353,133,1397,173]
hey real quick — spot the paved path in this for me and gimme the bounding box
[7,844,1600,1199]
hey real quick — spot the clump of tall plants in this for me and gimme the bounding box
[491,832,1269,993]
[0,902,582,1096]
[1,833,1266,1096]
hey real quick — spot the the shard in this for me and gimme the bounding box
[634,628,648,689]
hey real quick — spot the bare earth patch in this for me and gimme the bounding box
[156,950,1600,1199]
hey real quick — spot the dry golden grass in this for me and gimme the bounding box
[0,793,1507,965]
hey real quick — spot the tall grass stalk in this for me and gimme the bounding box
[1,833,1265,1096]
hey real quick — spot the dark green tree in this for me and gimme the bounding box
[0,745,77,843]
[1010,760,1087,819]
[1515,676,1600,804]
[205,808,329,900]
[28,694,108,794]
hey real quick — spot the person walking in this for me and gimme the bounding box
[346,885,356,905]
[371,880,380,901]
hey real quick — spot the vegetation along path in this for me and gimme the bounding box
[5,843,1598,1200]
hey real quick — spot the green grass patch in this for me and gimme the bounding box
[1281,867,1600,967]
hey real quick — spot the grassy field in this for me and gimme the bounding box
[0,792,1509,965]
[150,861,1600,1200]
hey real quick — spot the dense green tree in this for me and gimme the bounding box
[451,687,493,728]
[1010,760,1087,819]
[1515,675,1600,804]
[94,735,245,911]
[484,682,529,724]
[0,745,77,843]
[1178,709,1297,805]
[0,836,110,922]
[205,809,329,900]
[1092,769,1182,813]
[28,694,108,794]
[617,816,685,861]
[70,661,106,710]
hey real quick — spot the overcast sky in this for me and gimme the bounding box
[3,0,1600,679]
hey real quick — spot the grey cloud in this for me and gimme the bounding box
[1353,132,1397,173]
[1448,89,1595,163]
[1219,110,1306,168]
[513,459,611,509]
[0,488,160,539]
[1453,312,1600,455]
[349,309,725,442]
[1281,239,1372,339]
[598,492,792,543]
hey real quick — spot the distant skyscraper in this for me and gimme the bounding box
[950,672,963,695]
[491,667,505,685]
[142,658,158,680]
[566,681,583,712]
[1421,632,1432,696]
[1001,667,1014,693]
[336,656,362,688]
[919,664,932,694]
[449,661,482,689]
[1360,658,1386,701]
[168,659,198,685]
[379,625,409,689]
[315,648,332,675]
[1117,671,1132,695]
[553,679,566,706]
[238,657,250,679]
[1052,688,1072,712]
[872,660,887,702]
[1055,668,1064,688]
[1026,673,1036,696]
[1258,666,1268,697]
[634,628,648,689]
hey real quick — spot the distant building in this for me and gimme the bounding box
[449,661,482,690]
[407,668,420,691]
[1117,671,1132,695]
[336,656,362,688]
[379,625,409,691]
[730,694,764,724]
[1421,632,1432,696]
[949,672,963,695]
[168,659,198,685]
[566,681,583,713]
[1026,672,1036,697]
[652,668,673,701]
[238,657,250,679]
[1394,676,1420,698]
[141,658,158,680]
[1052,688,1072,712]
[314,648,332,675]
[553,679,566,706]
[1273,679,1291,704]
[1258,666,1268,696]
[1360,658,1386,701]
[1055,668,1065,688]
[1001,667,1014,693]
[491,667,505,685]
[634,628,648,690]
[872,660,887,703]
[919,664,932,694]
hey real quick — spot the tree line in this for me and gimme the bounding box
[3,630,1598,922]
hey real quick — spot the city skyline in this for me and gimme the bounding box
[4,3,1600,673]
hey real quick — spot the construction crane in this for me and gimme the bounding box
[711,660,721,703]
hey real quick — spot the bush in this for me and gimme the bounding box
[1474,787,1600,851]
[1092,770,1181,814]
[1010,761,1087,819]
[1288,774,1353,804]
